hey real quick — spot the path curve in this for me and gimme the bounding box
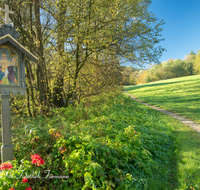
[125,92,200,134]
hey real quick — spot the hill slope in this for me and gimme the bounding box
[125,75,200,123]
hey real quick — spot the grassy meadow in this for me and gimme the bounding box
[124,74,200,124]
[125,74,200,189]
[0,78,200,189]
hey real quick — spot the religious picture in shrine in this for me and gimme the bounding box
[0,47,18,85]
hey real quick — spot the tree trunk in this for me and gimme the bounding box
[52,0,66,107]
[34,0,47,113]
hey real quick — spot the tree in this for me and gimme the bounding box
[194,50,200,74]
[183,53,195,75]
[2,0,165,115]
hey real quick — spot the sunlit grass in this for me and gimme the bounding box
[125,75,200,189]
[124,74,200,123]
[175,125,200,190]
[123,94,200,189]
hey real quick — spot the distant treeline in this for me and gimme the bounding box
[121,51,200,85]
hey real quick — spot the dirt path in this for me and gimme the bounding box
[125,92,200,134]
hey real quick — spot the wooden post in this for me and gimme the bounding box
[1,95,13,163]
[0,4,38,163]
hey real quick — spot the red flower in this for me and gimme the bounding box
[26,188,32,190]
[40,159,44,165]
[31,154,40,160]
[31,154,44,166]
[9,188,14,190]
[0,162,13,170]
[36,158,44,166]
[31,159,37,164]
[22,177,28,183]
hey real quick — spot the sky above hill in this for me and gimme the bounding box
[149,0,200,63]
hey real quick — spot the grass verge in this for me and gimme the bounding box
[124,74,200,123]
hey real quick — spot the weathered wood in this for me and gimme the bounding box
[1,95,13,163]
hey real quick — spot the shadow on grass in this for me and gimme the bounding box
[130,103,179,189]
[136,104,200,189]
[172,129,200,189]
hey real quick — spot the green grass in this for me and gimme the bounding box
[1,91,200,189]
[124,74,200,123]
[132,96,200,190]
[175,126,200,190]
[125,75,200,189]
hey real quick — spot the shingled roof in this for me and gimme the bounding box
[0,24,38,63]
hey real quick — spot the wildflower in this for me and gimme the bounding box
[9,188,14,190]
[22,177,28,183]
[31,154,44,166]
[49,128,54,134]
[0,162,13,170]
[26,187,32,190]
[31,154,41,160]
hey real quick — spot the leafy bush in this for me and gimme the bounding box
[135,58,195,84]
[1,94,176,189]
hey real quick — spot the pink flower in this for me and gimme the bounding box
[0,162,13,170]
[9,188,14,190]
[31,159,37,164]
[31,154,40,160]
[31,154,44,166]
[22,177,28,183]
[26,188,32,190]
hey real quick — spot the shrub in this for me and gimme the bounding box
[3,94,176,189]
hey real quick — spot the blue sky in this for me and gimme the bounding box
[149,0,200,63]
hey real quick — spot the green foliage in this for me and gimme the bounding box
[127,52,197,85]
[0,0,165,115]
[120,66,141,85]
[145,59,195,83]
[194,50,200,74]
[5,93,178,189]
